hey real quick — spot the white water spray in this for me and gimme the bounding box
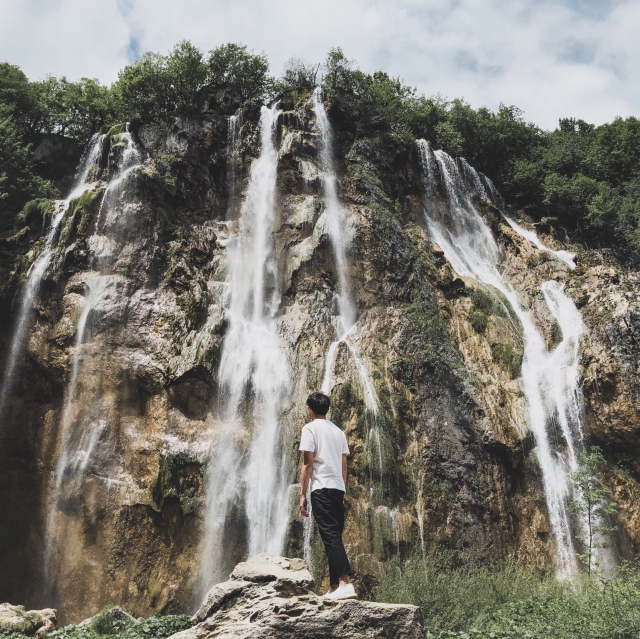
[312,88,378,415]
[504,215,576,269]
[417,140,588,576]
[200,105,291,590]
[0,135,104,419]
[45,130,143,578]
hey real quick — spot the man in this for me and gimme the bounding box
[299,391,356,600]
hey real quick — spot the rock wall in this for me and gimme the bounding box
[0,95,638,621]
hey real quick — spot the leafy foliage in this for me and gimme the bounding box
[570,446,618,575]
[47,608,191,639]
[378,552,640,639]
[207,43,272,105]
[1,42,640,260]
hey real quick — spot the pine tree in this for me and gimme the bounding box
[570,447,618,575]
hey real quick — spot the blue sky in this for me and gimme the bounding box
[1,0,638,129]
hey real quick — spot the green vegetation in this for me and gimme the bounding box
[570,447,618,575]
[45,608,190,639]
[491,343,522,379]
[377,551,640,638]
[2,42,640,258]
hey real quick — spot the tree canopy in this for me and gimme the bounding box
[1,42,639,261]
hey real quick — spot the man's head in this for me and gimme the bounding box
[306,391,330,418]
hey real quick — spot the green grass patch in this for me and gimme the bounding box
[377,551,640,639]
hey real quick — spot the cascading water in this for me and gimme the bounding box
[307,88,382,574]
[504,215,576,269]
[226,110,243,204]
[0,134,104,421]
[311,88,378,413]
[200,105,291,591]
[45,129,142,580]
[416,139,588,576]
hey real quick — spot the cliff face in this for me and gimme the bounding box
[0,95,638,622]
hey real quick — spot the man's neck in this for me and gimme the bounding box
[313,415,327,420]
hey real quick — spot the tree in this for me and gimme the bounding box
[166,40,208,112]
[0,62,42,134]
[0,115,54,229]
[570,447,618,575]
[206,43,272,104]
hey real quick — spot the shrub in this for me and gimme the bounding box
[491,342,522,378]
[469,310,488,334]
[377,552,640,639]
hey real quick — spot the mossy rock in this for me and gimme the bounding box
[151,452,204,515]
[17,198,55,227]
[491,342,522,379]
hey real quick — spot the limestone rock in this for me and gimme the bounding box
[0,603,57,636]
[177,554,425,639]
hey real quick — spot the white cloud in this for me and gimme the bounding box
[0,0,638,129]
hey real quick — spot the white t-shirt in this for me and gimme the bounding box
[299,419,350,492]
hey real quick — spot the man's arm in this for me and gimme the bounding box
[299,450,314,517]
[342,453,348,487]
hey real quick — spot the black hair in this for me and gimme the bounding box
[306,392,330,416]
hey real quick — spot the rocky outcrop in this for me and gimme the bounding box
[173,554,424,639]
[0,94,639,621]
[0,603,57,636]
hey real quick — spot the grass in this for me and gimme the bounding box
[376,551,640,639]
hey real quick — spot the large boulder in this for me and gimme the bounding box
[174,554,425,639]
[0,603,57,636]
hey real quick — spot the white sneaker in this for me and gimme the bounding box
[323,588,338,597]
[326,584,357,600]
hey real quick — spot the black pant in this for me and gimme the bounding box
[310,487,352,585]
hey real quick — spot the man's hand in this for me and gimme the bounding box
[299,450,314,518]
[299,494,309,517]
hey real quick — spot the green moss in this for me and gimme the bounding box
[469,288,494,314]
[390,358,415,392]
[550,319,563,347]
[152,453,203,515]
[491,343,522,379]
[402,288,462,387]
[17,198,55,226]
[102,123,127,139]
[54,188,102,256]
[469,310,488,334]
[151,152,178,191]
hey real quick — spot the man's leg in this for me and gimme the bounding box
[310,488,352,586]
[327,488,352,584]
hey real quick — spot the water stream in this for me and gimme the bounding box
[45,130,143,579]
[311,89,378,414]
[417,139,587,576]
[200,105,291,591]
[0,135,104,421]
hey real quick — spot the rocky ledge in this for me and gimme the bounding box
[171,554,425,639]
[0,603,57,636]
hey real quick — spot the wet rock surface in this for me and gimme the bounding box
[0,100,639,620]
[175,554,425,639]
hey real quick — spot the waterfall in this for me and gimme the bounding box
[200,105,291,591]
[416,139,588,576]
[45,129,143,580]
[504,215,576,269]
[0,134,104,421]
[227,111,243,194]
[92,127,141,246]
[311,88,378,415]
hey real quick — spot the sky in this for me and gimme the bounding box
[1,0,639,130]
